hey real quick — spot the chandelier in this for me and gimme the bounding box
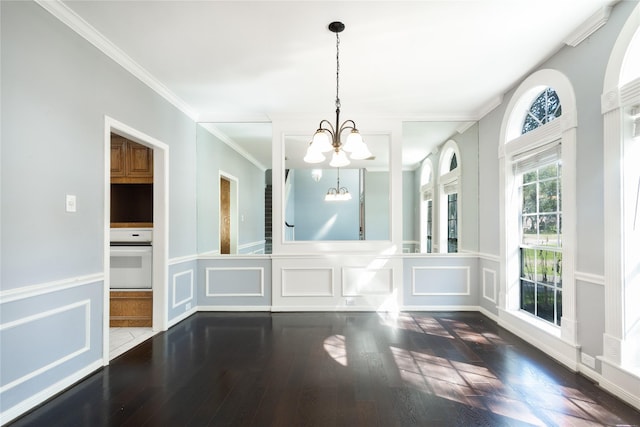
[304,21,372,168]
[325,168,352,201]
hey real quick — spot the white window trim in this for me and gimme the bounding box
[438,140,461,253]
[602,10,640,371]
[499,69,578,347]
[419,159,434,253]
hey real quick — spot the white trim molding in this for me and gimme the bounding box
[35,0,197,121]
[172,270,194,308]
[499,69,579,347]
[0,273,102,303]
[602,2,640,386]
[563,5,613,47]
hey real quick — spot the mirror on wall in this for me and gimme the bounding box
[283,133,390,241]
[196,122,272,255]
[193,120,478,254]
[402,121,479,254]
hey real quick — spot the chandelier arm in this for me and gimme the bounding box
[317,119,336,135]
[337,120,357,135]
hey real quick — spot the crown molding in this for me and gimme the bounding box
[564,4,614,47]
[473,95,504,120]
[35,0,198,121]
[199,124,267,171]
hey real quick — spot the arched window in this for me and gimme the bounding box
[500,69,577,342]
[420,159,434,253]
[522,88,563,134]
[439,141,460,253]
[602,3,640,376]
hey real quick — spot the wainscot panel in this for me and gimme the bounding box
[478,255,500,316]
[403,255,479,309]
[272,255,402,312]
[0,277,103,424]
[198,256,271,309]
[167,260,198,323]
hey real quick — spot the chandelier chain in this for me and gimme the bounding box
[335,32,341,110]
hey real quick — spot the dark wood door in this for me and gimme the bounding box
[220,177,230,254]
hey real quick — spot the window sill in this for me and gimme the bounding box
[508,308,561,338]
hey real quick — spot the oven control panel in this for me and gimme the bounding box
[110,228,153,243]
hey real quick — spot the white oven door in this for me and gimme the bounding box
[110,246,152,289]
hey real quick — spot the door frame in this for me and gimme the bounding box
[219,170,238,254]
[103,116,169,364]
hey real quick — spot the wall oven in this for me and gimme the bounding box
[110,229,152,289]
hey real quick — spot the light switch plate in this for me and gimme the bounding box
[66,194,77,212]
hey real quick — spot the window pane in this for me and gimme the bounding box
[426,200,433,253]
[521,88,563,135]
[556,289,563,326]
[522,183,537,213]
[552,251,562,288]
[536,283,555,323]
[538,163,557,179]
[521,248,536,281]
[538,250,556,285]
[539,214,560,247]
[447,193,458,253]
[522,215,538,245]
[538,180,558,213]
[523,170,537,184]
[521,280,535,315]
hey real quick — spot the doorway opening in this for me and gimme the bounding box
[219,171,238,254]
[103,117,169,363]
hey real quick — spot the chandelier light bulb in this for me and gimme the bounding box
[303,145,326,163]
[329,150,350,167]
[348,142,373,160]
[342,129,363,153]
[311,130,333,153]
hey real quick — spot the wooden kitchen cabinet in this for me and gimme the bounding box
[111,135,153,183]
[110,291,152,327]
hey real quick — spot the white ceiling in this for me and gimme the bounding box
[60,0,616,168]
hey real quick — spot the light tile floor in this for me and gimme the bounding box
[109,327,155,360]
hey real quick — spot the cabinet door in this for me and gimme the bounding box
[126,142,153,179]
[110,137,127,177]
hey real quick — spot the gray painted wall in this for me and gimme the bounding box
[365,170,391,240]
[1,1,197,291]
[402,170,417,246]
[1,1,197,419]
[196,125,266,254]
[458,123,480,253]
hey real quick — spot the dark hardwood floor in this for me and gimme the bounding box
[9,312,640,426]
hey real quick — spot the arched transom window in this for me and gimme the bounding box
[522,88,562,134]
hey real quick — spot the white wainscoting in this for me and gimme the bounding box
[172,269,194,308]
[411,266,471,296]
[206,267,265,297]
[482,267,497,303]
[342,267,393,296]
[0,300,91,394]
[272,255,401,311]
[282,267,334,297]
[0,275,103,425]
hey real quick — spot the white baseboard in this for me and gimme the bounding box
[198,305,271,312]
[0,359,102,425]
[167,307,198,328]
[401,305,482,312]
